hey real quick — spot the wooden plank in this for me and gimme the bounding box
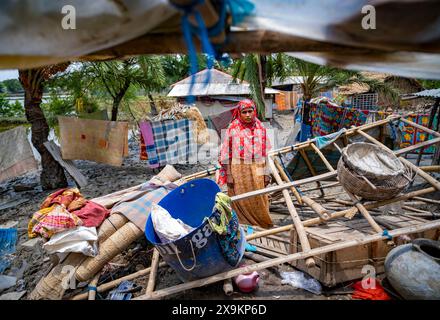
[133,219,440,300]
[44,141,88,188]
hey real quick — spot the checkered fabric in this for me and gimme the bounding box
[148,119,196,166]
[110,187,170,231]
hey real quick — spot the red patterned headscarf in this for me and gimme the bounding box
[232,99,257,124]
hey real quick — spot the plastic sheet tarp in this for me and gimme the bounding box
[1,1,440,79]
[0,0,176,68]
[243,0,440,79]
[0,126,38,183]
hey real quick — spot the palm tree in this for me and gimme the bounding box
[231,53,286,119]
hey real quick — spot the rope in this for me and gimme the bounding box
[174,241,197,272]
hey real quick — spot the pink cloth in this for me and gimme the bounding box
[139,121,159,168]
[73,201,110,228]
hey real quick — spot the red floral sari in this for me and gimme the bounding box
[217,100,270,186]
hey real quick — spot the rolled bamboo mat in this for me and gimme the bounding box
[29,253,87,300]
[75,222,144,282]
[97,213,128,243]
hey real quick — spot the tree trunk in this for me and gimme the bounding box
[19,70,67,190]
[111,82,130,121]
[148,93,158,116]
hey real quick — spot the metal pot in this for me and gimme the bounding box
[384,238,440,300]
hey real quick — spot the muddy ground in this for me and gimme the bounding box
[0,112,438,300]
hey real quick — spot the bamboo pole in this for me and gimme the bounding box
[71,262,167,300]
[299,181,340,193]
[134,219,440,300]
[419,165,440,172]
[413,196,440,205]
[145,249,161,297]
[399,157,440,191]
[395,137,440,156]
[273,157,302,204]
[310,142,334,172]
[400,117,440,137]
[230,171,337,203]
[299,148,325,197]
[402,205,432,214]
[267,157,315,268]
[273,156,329,220]
[88,273,100,301]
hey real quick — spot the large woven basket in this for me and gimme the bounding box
[337,157,412,201]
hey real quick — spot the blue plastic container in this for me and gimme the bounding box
[145,178,245,282]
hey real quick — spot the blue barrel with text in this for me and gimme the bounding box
[145,178,245,282]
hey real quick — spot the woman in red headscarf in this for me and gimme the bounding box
[217,99,273,228]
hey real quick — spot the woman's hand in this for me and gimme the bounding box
[227,175,234,189]
[264,175,271,187]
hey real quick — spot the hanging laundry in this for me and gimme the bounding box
[399,113,438,153]
[58,116,129,166]
[310,103,368,137]
[139,121,158,167]
[0,126,38,183]
[139,132,148,161]
[141,119,196,167]
[207,108,236,137]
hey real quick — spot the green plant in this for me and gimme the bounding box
[41,91,75,126]
[0,93,25,117]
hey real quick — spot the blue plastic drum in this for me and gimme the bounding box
[145,178,245,282]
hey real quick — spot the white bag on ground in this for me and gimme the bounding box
[280,270,322,295]
[151,203,194,243]
[42,226,98,257]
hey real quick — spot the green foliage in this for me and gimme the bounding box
[0,93,25,117]
[2,79,23,93]
[41,91,75,126]
[420,80,440,90]
[0,82,6,93]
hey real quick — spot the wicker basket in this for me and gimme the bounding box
[337,157,411,201]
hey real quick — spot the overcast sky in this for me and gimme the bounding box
[0,69,18,81]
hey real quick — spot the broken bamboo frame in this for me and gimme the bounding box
[356,128,440,193]
[246,187,436,241]
[413,196,440,205]
[267,157,315,268]
[310,138,388,237]
[272,156,329,220]
[133,219,440,300]
[299,148,325,196]
[399,157,440,192]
